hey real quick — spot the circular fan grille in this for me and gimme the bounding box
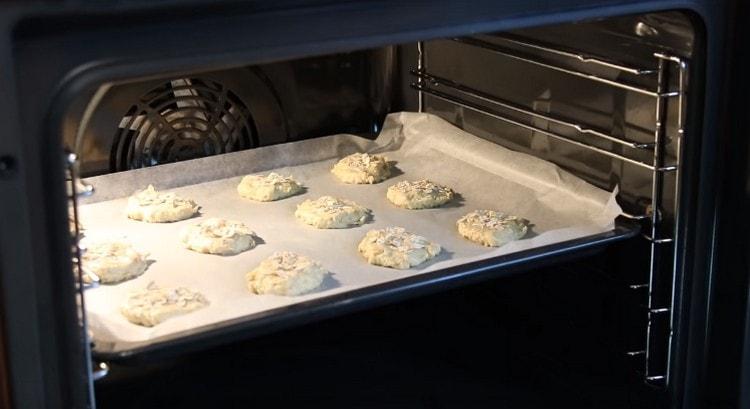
[111,78,257,171]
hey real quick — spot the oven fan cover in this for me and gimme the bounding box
[113,78,257,170]
[74,69,287,176]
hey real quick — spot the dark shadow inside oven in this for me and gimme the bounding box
[96,242,662,409]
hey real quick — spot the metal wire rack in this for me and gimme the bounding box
[66,152,106,409]
[412,34,688,387]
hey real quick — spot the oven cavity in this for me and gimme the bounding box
[58,12,694,406]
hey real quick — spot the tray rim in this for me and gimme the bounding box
[92,219,639,363]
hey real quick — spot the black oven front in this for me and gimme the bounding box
[0,1,746,408]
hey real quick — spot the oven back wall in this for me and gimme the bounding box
[70,49,395,177]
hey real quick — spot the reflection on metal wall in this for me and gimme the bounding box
[68,50,395,177]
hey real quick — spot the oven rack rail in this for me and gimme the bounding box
[413,35,688,387]
[66,152,107,409]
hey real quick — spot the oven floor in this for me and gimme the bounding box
[96,247,663,409]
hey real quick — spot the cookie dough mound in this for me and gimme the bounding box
[237,172,302,202]
[120,282,209,327]
[180,218,256,255]
[357,227,441,269]
[295,196,370,229]
[246,251,327,296]
[331,153,391,184]
[81,240,149,284]
[386,179,454,209]
[456,210,529,247]
[126,185,199,223]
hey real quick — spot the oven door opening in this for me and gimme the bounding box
[55,10,695,409]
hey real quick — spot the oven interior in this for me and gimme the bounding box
[61,10,695,408]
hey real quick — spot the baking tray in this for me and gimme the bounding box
[79,112,635,361]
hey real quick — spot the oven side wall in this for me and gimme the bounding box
[0,1,728,409]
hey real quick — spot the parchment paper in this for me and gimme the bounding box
[80,112,622,345]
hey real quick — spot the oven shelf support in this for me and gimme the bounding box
[627,53,686,388]
[652,52,687,388]
[489,32,659,75]
[451,36,668,97]
[408,83,678,172]
[413,34,687,389]
[410,69,656,149]
[66,152,102,408]
[417,41,425,113]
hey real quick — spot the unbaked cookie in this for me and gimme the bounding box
[81,239,149,284]
[456,210,529,247]
[246,251,327,296]
[386,179,454,209]
[237,172,302,201]
[295,196,370,229]
[126,185,199,223]
[331,153,391,184]
[120,282,209,327]
[180,218,257,255]
[357,227,441,269]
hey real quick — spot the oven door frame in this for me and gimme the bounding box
[0,1,731,408]
[705,2,750,408]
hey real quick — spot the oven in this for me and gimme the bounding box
[0,1,747,408]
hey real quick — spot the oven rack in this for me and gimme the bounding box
[66,152,107,408]
[412,35,688,387]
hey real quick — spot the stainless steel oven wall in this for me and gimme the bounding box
[403,12,693,218]
[68,49,396,178]
[398,17,696,388]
